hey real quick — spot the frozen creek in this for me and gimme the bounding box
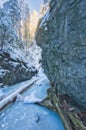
[0,42,65,130]
[0,71,65,130]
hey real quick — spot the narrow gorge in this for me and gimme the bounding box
[0,0,86,130]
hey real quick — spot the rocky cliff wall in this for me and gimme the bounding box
[36,0,86,109]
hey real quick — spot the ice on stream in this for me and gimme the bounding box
[0,41,65,130]
[16,91,43,103]
[0,103,65,130]
[16,70,50,104]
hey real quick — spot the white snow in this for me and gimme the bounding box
[0,69,6,75]
[17,91,43,103]
[0,90,5,101]
[0,69,10,78]
[0,70,50,109]
[16,70,50,104]
[24,92,43,103]
[39,10,50,28]
[8,61,19,68]
[0,39,50,110]
[27,40,42,70]
[4,45,28,64]
[3,44,36,71]
[44,26,48,31]
[0,77,37,110]
[0,0,8,8]
[3,40,42,70]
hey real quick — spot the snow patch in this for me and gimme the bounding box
[0,90,5,101]
[0,0,8,8]
[44,26,48,31]
[0,69,9,78]
[27,40,42,70]
[39,10,50,28]
[16,91,43,104]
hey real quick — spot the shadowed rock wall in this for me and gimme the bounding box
[36,0,86,109]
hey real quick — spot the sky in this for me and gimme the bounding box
[28,0,44,12]
[0,0,8,7]
[0,0,44,12]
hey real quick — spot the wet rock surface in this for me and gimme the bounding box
[36,0,86,109]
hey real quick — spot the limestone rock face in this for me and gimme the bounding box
[36,0,86,109]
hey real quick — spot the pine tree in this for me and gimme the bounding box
[29,10,39,41]
[3,0,21,32]
[19,2,30,54]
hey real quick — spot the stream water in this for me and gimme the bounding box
[0,71,65,130]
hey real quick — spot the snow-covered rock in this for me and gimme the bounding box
[0,0,37,86]
[0,90,5,101]
[27,40,42,70]
[0,51,37,86]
